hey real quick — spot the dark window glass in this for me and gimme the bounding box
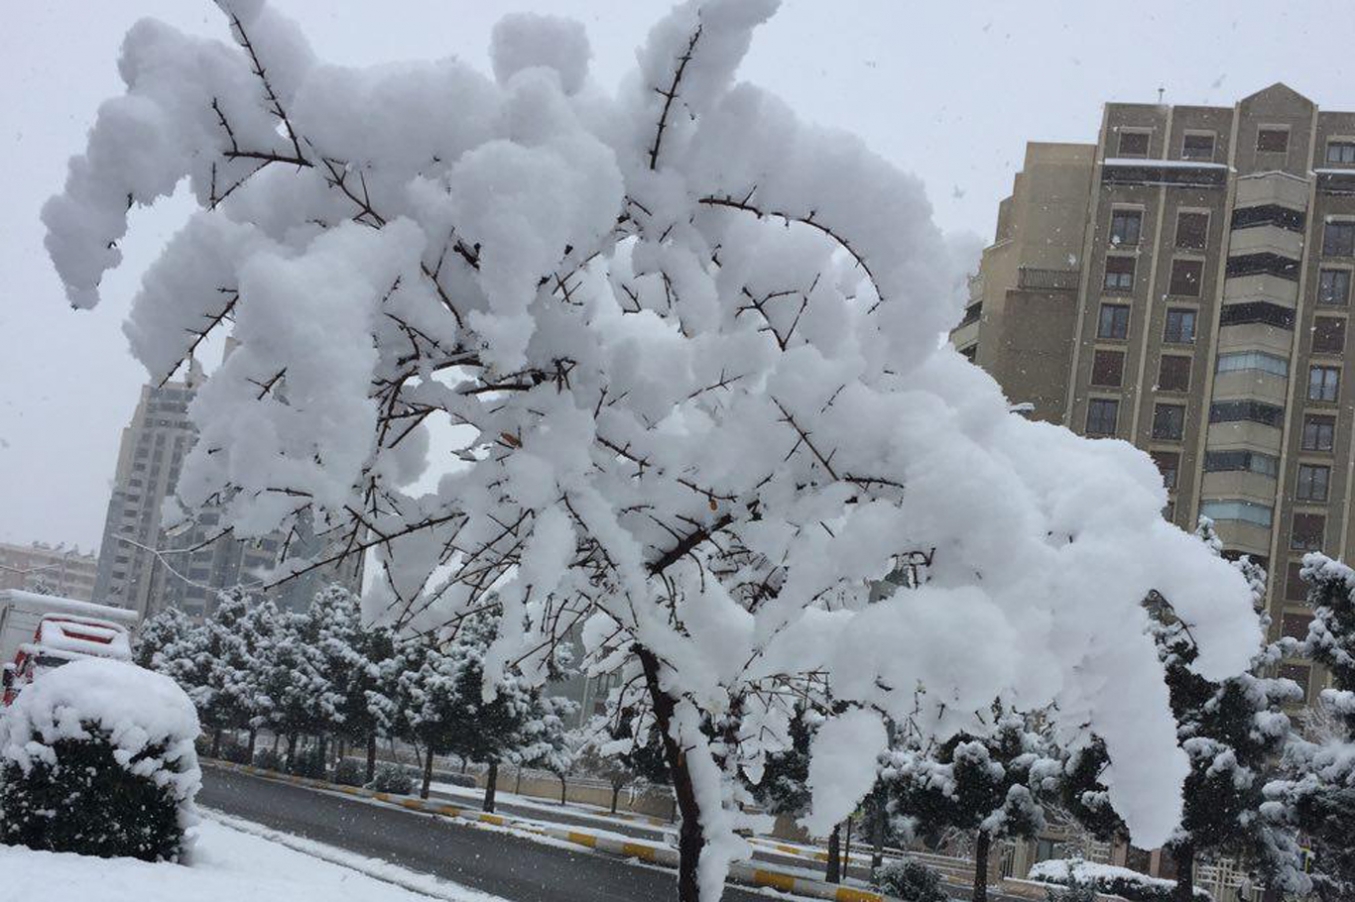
[1286,562,1308,601]
[1279,663,1310,697]
[1232,205,1306,232]
[1281,613,1314,642]
[1151,451,1180,490]
[1098,304,1131,339]
[1203,449,1278,477]
[1182,133,1216,161]
[1301,414,1336,451]
[1104,256,1135,291]
[1164,308,1197,343]
[1110,209,1142,247]
[1218,302,1295,329]
[1309,365,1341,403]
[1210,400,1285,427]
[1169,259,1204,296]
[1324,221,1355,257]
[1092,350,1125,387]
[1118,130,1150,157]
[1175,211,1209,250]
[1086,398,1119,436]
[1319,269,1351,306]
[1257,128,1290,153]
[1292,513,1326,551]
[1158,355,1192,392]
[1226,253,1300,281]
[1327,141,1355,164]
[1296,464,1331,502]
[1152,403,1185,440]
[1313,317,1347,354]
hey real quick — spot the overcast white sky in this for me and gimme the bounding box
[4,0,1355,553]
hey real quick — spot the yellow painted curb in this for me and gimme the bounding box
[478,813,505,826]
[400,799,426,811]
[836,888,883,902]
[753,869,797,892]
[372,792,391,802]
[567,831,597,848]
[438,804,462,816]
[621,841,657,861]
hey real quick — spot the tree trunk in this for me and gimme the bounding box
[247,729,258,763]
[318,734,328,775]
[972,829,991,902]
[515,767,523,794]
[1173,842,1196,902]
[870,791,886,883]
[843,817,853,877]
[558,771,568,805]
[484,760,499,813]
[421,745,435,799]
[639,647,704,902]
[826,823,842,884]
[366,733,378,784]
[611,782,622,814]
[285,733,297,772]
[211,727,222,758]
[460,756,469,774]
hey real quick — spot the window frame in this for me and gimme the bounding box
[1181,131,1216,162]
[1312,316,1347,354]
[1175,210,1210,251]
[1091,349,1126,388]
[1157,355,1192,392]
[1291,512,1326,551]
[1308,365,1341,403]
[1116,128,1152,158]
[1151,450,1181,490]
[1326,137,1355,165]
[1168,257,1205,297]
[1323,219,1355,257]
[1318,268,1352,307]
[1086,397,1120,436]
[1109,207,1144,247]
[1301,414,1337,452]
[1256,125,1291,154]
[1163,307,1198,344]
[1151,402,1186,441]
[1103,254,1136,292]
[1296,463,1331,503]
[1098,303,1131,340]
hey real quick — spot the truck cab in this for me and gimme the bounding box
[2,614,133,706]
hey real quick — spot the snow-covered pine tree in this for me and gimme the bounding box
[883,706,1057,902]
[46,2,1266,896]
[1266,554,1355,901]
[193,588,262,757]
[134,604,194,670]
[255,601,340,771]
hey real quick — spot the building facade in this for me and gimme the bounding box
[956,83,1355,704]
[0,541,98,600]
[95,375,361,621]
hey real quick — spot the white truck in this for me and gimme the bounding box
[0,590,140,706]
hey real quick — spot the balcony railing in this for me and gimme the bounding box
[1017,267,1080,291]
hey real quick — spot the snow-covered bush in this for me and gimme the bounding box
[0,659,200,862]
[1043,882,1096,902]
[333,757,365,787]
[45,1,1263,897]
[219,738,252,764]
[1028,860,1210,902]
[366,762,416,795]
[874,858,947,902]
[253,747,283,771]
[288,745,327,779]
[442,772,477,789]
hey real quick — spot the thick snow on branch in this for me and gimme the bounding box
[46,0,1260,888]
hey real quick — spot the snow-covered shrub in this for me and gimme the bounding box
[253,748,283,772]
[1043,882,1096,902]
[874,858,947,902]
[332,757,364,786]
[219,738,251,764]
[288,745,327,779]
[366,762,416,795]
[1028,859,1210,902]
[442,772,477,789]
[0,659,200,862]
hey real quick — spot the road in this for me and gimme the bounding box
[200,767,773,902]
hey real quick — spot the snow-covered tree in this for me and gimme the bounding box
[134,604,194,670]
[883,706,1058,902]
[191,588,262,756]
[255,602,340,769]
[1266,554,1355,901]
[46,2,1263,897]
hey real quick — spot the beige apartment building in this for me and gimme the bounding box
[956,83,1355,703]
[0,540,98,600]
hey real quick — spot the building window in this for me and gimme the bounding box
[1210,399,1285,428]
[1313,317,1347,354]
[1282,613,1314,643]
[1164,308,1197,344]
[1104,256,1136,291]
[1257,127,1290,153]
[1280,663,1311,697]
[1296,464,1331,502]
[1175,211,1209,250]
[1327,141,1355,164]
[1098,304,1131,339]
[1151,451,1180,490]
[1182,132,1216,162]
[1118,130,1151,158]
[1286,562,1309,601]
[1301,414,1336,451]
[1200,499,1274,528]
[1204,449,1279,478]
[1109,209,1143,247]
[1169,259,1204,296]
[1324,221,1355,257]
[1309,365,1341,403]
[1319,269,1351,306]
[1158,355,1192,392]
[1291,513,1326,551]
[1219,301,1295,329]
[1152,403,1186,440]
[1092,350,1126,387]
[1216,350,1289,378]
[1086,398,1119,436]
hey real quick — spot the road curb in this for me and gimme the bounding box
[203,758,890,902]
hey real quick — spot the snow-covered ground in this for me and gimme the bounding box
[0,814,507,902]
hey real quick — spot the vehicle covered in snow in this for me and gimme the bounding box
[0,590,139,706]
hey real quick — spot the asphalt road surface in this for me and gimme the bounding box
[200,767,773,902]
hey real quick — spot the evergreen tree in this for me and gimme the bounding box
[193,588,261,757]
[134,605,194,670]
[256,600,339,770]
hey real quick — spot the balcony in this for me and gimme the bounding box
[1223,273,1299,305]
[1235,171,1310,210]
[1016,267,1080,291]
[1228,224,1305,260]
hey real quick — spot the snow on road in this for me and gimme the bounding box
[0,814,508,902]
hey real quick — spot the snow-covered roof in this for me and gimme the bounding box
[0,589,140,625]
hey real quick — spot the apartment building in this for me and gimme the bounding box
[955,83,1355,703]
[0,540,98,600]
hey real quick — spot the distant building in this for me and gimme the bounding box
[955,83,1355,710]
[95,373,360,621]
[0,541,98,600]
